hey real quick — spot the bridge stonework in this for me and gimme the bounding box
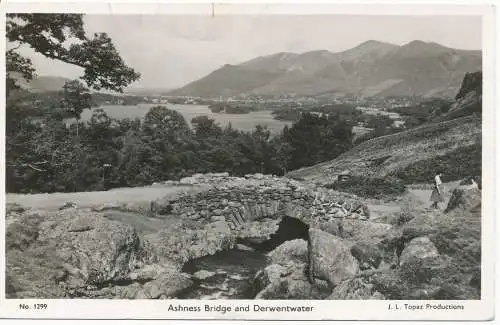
[151,173,370,230]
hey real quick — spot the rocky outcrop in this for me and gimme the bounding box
[455,71,482,102]
[307,228,359,286]
[5,209,193,299]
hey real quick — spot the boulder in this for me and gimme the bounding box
[399,236,439,266]
[350,243,384,270]
[252,263,330,300]
[6,209,157,298]
[267,239,308,265]
[308,228,359,286]
[328,278,385,300]
[445,186,481,213]
[92,202,122,212]
[319,219,392,241]
[192,270,216,281]
[59,201,77,210]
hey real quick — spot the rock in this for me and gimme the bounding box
[268,239,308,265]
[92,202,121,212]
[6,203,26,213]
[142,272,193,298]
[127,263,176,282]
[445,186,481,213]
[6,209,157,298]
[350,243,383,270]
[210,215,226,222]
[213,209,224,215]
[320,219,392,241]
[236,244,254,251]
[179,177,198,185]
[252,263,330,300]
[328,278,385,300]
[399,236,439,266]
[193,270,216,281]
[308,228,359,286]
[59,201,77,210]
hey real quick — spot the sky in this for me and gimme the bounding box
[13,14,482,90]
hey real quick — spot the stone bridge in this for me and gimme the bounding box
[151,173,370,231]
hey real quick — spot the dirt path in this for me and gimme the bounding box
[6,184,203,211]
[366,181,462,222]
[406,180,461,211]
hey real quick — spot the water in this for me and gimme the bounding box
[178,217,310,299]
[179,249,269,299]
[74,104,292,135]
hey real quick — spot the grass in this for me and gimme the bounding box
[394,144,482,184]
[325,176,407,200]
[288,115,481,183]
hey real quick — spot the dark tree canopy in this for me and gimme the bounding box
[61,80,92,120]
[6,13,140,92]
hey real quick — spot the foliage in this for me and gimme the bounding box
[61,80,92,122]
[6,105,355,193]
[388,98,453,128]
[209,103,254,114]
[284,112,354,170]
[6,14,140,92]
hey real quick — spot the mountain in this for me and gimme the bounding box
[169,40,481,98]
[11,74,72,93]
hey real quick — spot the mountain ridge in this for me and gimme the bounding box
[169,40,481,98]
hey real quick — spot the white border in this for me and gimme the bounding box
[0,1,496,321]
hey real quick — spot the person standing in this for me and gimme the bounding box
[430,172,444,209]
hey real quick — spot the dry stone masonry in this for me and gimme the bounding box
[151,173,371,231]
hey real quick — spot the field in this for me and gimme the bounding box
[73,104,293,135]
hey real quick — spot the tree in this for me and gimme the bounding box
[284,113,353,169]
[6,14,140,93]
[61,79,92,136]
[191,115,222,138]
[6,14,141,192]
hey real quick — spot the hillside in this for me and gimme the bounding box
[11,74,72,92]
[169,40,481,98]
[288,71,482,185]
[288,115,481,185]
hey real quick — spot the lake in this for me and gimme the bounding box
[77,104,292,135]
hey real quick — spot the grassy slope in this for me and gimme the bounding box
[288,115,481,185]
